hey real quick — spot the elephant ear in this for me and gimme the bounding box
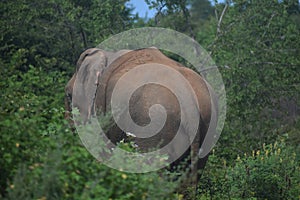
[73,48,107,123]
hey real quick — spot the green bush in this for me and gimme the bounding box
[4,131,182,200]
[198,139,300,200]
[229,140,300,199]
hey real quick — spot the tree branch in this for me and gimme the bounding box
[217,4,229,34]
[154,3,167,25]
[181,2,195,39]
[258,12,276,44]
[80,26,87,48]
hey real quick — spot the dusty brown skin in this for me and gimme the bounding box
[65,48,218,194]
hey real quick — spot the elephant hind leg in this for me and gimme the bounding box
[180,120,210,198]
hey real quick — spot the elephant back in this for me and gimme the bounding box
[95,48,184,112]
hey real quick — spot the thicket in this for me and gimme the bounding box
[1,0,299,199]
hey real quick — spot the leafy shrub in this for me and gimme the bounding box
[229,139,300,199]
[0,51,67,197]
[4,130,183,200]
[198,139,300,200]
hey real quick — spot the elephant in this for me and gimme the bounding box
[65,47,218,195]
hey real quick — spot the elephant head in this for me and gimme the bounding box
[65,48,131,122]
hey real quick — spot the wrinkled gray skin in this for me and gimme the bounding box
[65,48,131,120]
[65,48,218,195]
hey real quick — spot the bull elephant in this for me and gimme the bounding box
[65,47,218,196]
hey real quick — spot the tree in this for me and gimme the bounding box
[144,0,215,41]
[0,0,136,72]
[210,0,300,156]
[145,0,196,37]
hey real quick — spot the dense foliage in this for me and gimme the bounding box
[1,0,299,199]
